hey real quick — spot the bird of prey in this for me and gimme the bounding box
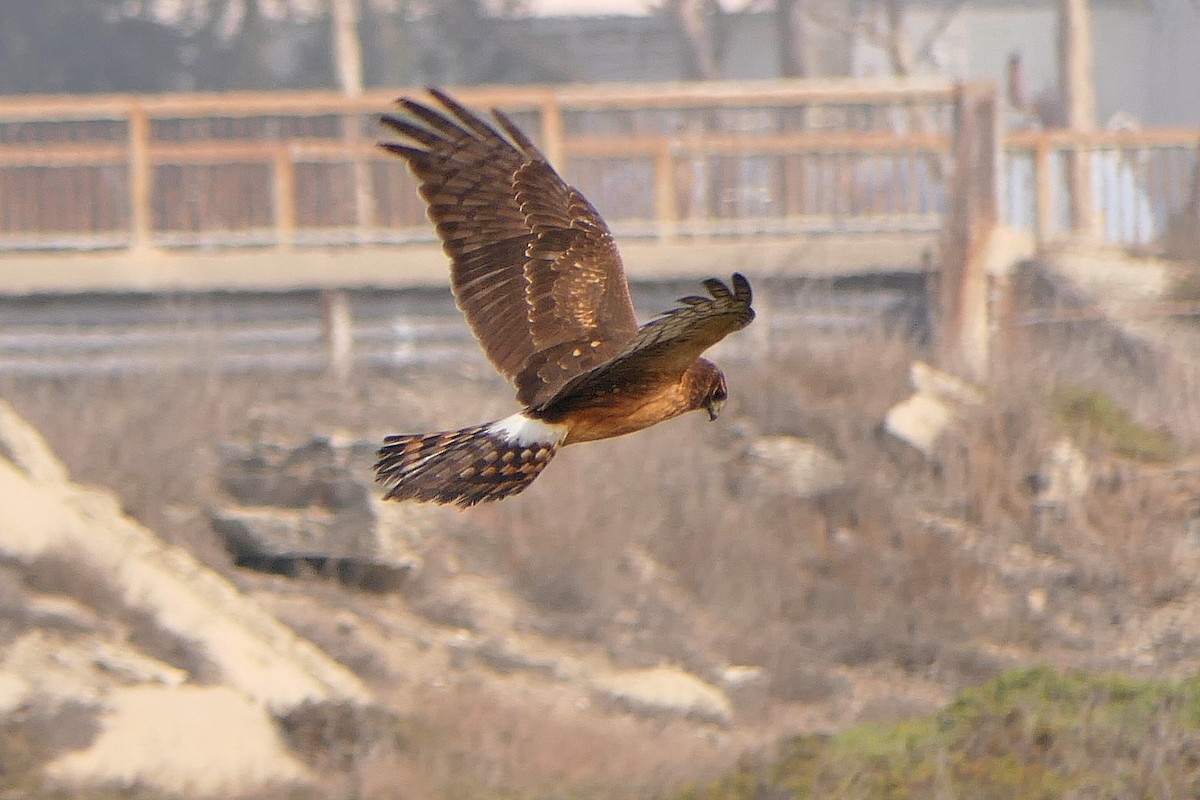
[374,89,755,507]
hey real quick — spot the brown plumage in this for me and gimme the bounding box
[374,89,755,507]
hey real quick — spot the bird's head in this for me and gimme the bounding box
[687,359,729,421]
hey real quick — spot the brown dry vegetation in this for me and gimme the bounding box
[2,278,1200,798]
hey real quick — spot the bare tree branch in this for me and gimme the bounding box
[915,0,969,66]
[805,5,889,49]
[883,0,914,76]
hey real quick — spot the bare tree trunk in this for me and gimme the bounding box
[777,0,806,77]
[330,0,373,241]
[331,0,364,96]
[1059,0,1098,234]
[663,0,724,228]
[883,0,915,76]
[879,0,948,185]
[666,0,721,80]
[776,0,807,220]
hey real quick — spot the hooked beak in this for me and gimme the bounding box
[705,398,725,421]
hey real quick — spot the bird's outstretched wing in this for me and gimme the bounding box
[537,274,755,412]
[380,89,639,407]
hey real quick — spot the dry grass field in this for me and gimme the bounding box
[3,270,1200,798]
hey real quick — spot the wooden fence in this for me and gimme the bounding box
[0,80,964,251]
[1,81,1196,255]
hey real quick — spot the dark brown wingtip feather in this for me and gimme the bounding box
[731,272,752,305]
[422,87,506,141]
[698,274,753,307]
[377,141,424,161]
[702,277,733,300]
[396,97,469,139]
[378,113,443,146]
[491,107,539,154]
[381,92,523,167]
[425,86,457,108]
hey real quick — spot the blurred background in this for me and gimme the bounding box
[2,1,1200,799]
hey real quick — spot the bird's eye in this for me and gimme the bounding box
[712,386,728,402]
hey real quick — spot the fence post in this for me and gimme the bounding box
[653,140,678,241]
[1065,138,1097,236]
[345,112,375,243]
[938,81,1000,382]
[1034,135,1052,241]
[128,103,152,249]
[539,93,565,170]
[1060,0,1098,237]
[321,288,353,380]
[273,145,297,248]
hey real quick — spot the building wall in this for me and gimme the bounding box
[1144,0,1200,126]
[849,1,1197,127]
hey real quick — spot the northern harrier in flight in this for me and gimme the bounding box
[374,89,755,506]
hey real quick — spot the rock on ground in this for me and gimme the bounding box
[211,436,432,587]
[884,361,984,457]
[0,399,367,710]
[590,666,733,726]
[45,685,312,796]
[0,630,186,707]
[0,398,375,795]
[743,436,848,497]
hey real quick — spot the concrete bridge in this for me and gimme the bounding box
[3,79,1195,377]
[0,232,935,296]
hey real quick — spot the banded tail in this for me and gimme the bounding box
[374,414,567,507]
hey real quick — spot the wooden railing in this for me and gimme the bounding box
[0,81,1195,255]
[1006,127,1200,247]
[0,80,961,251]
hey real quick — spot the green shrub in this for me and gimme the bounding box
[672,667,1200,800]
[1053,387,1177,462]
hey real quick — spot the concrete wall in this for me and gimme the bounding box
[849,1,1199,127]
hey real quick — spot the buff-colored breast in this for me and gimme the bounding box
[559,381,694,444]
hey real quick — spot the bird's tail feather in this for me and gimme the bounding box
[374,417,562,507]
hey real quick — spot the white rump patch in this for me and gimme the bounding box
[491,413,568,447]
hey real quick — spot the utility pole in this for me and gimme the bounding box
[1059,0,1098,235]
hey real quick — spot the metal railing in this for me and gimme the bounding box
[0,80,960,252]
